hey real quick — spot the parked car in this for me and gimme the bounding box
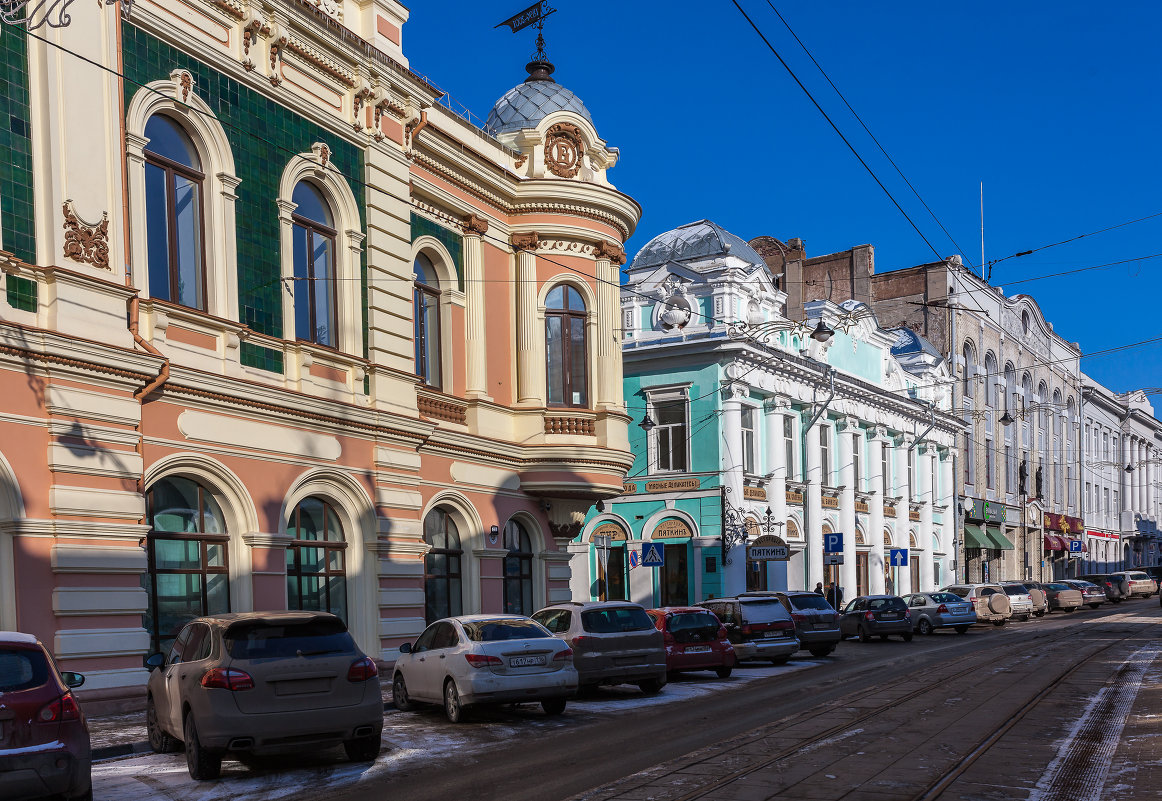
[1040,582,1084,612]
[901,591,978,634]
[1079,574,1129,603]
[1061,579,1106,609]
[1021,582,1049,617]
[699,596,799,665]
[646,607,737,678]
[941,584,1012,625]
[1107,571,1158,598]
[997,583,1035,621]
[839,596,913,642]
[763,591,842,657]
[393,615,576,722]
[145,611,384,779]
[0,632,91,801]
[533,601,666,694]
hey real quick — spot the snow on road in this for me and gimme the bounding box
[92,658,822,801]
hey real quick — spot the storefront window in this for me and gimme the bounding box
[286,497,347,622]
[424,508,462,623]
[144,476,229,655]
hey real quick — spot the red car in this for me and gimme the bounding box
[0,632,91,801]
[646,607,737,679]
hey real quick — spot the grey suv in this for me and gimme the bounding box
[739,591,841,657]
[698,596,799,665]
[532,602,667,694]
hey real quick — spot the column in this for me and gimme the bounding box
[895,436,912,594]
[805,417,824,592]
[1122,435,1133,529]
[940,449,955,564]
[868,427,887,595]
[722,383,748,597]
[1140,442,1148,513]
[512,233,542,405]
[918,444,934,592]
[764,397,790,532]
[463,215,489,398]
[593,242,627,411]
[838,418,857,596]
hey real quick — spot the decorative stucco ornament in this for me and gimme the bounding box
[61,200,110,271]
[544,122,583,178]
[658,294,692,330]
[0,0,131,30]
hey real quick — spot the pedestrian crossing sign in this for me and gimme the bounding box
[641,542,664,567]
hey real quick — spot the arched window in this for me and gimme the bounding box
[983,353,998,408]
[424,508,462,623]
[144,476,229,653]
[546,285,588,407]
[1004,364,1016,415]
[961,343,976,400]
[502,519,534,615]
[286,497,347,621]
[291,182,337,348]
[413,253,442,389]
[144,115,205,310]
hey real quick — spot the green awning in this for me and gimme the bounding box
[963,523,989,549]
[985,525,1015,550]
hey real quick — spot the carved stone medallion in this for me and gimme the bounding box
[544,122,583,178]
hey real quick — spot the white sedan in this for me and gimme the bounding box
[391,615,578,722]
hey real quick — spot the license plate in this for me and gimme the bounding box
[509,656,546,667]
[813,622,832,630]
[880,613,899,620]
[684,645,711,653]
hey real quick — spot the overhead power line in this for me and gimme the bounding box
[986,210,1162,279]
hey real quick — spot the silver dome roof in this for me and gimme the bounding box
[484,60,593,136]
[630,220,766,271]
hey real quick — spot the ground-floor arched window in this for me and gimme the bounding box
[503,519,534,615]
[424,508,463,623]
[144,476,230,654]
[286,497,347,621]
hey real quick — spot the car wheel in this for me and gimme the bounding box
[954,625,969,635]
[769,656,790,667]
[902,633,914,642]
[183,714,222,781]
[392,673,414,712]
[443,679,467,723]
[541,698,567,716]
[1020,615,1030,622]
[993,619,1007,627]
[1035,610,1046,617]
[147,695,179,754]
[879,634,889,641]
[808,645,835,657]
[715,665,733,678]
[637,678,665,695]
[343,732,382,762]
[858,626,870,643]
[1066,607,1077,613]
[917,618,934,636]
[1089,603,1100,609]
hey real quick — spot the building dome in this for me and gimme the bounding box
[630,220,766,271]
[484,60,594,136]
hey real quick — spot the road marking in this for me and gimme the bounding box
[1029,642,1161,801]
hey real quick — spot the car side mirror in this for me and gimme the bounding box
[398,643,412,655]
[61,671,85,689]
[145,653,165,671]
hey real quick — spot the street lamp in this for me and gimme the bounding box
[810,320,835,343]
[639,415,656,433]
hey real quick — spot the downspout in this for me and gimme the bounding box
[948,285,964,580]
[128,296,169,401]
[800,365,836,588]
[408,110,429,148]
[1077,380,1086,574]
[910,402,937,451]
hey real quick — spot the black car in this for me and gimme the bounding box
[839,595,914,642]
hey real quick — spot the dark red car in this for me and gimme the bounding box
[0,632,91,800]
[646,607,737,679]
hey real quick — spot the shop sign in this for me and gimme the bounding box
[1086,529,1119,541]
[589,523,627,543]
[883,504,897,516]
[748,535,789,562]
[652,519,693,539]
[622,483,638,495]
[743,486,767,501]
[855,501,869,514]
[646,478,699,493]
[786,490,804,505]
[1043,512,1084,535]
[966,498,1007,523]
[909,509,921,522]
[821,496,839,509]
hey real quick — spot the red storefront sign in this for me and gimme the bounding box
[1043,512,1084,535]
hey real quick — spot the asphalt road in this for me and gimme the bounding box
[313,602,1162,801]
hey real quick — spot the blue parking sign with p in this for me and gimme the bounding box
[641,542,664,567]
[824,533,843,553]
[1069,540,1082,553]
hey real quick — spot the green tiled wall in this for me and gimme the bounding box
[411,213,463,290]
[0,24,35,264]
[240,341,284,374]
[5,274,36,312]
[121,24,366,342]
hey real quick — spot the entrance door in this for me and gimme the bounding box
[856,552,869,597]
[605,546,627,601]
[910,558,921,593]
[746,558,768,591]
[659,544,689,606]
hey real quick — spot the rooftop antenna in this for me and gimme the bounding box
[495,2,558,74]
[981,181,988,283]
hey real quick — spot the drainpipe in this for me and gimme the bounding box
[128,296,169,401]
[910,402,937,451]
[408,110,429,148]
[801,365,836,589]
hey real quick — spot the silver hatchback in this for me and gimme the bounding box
[902,592,977,634]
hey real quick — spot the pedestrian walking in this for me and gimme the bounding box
[814,582,824,595]
[827,581,843,610]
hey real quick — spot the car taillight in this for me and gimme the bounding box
[937,604,949,614]
[904,610,911,619]
[967,595,977,602]
[569,635,593,648]
[464,653,503,669]
[717,626,728,641]
[347,656,378,682]
[38,693,81,723]
[553,648,573,662]
[663,631,675,645]
[200,668,254,691]
[864,611,875,621]
[739,624,754,636]
[776,620,796,631]
[791,613,808,624]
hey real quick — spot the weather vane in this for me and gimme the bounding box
[494,1,557,63]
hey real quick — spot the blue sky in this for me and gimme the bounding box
[405,1,1162,396]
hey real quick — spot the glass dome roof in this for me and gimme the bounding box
[630,220,766,271]
[484,60,594,136]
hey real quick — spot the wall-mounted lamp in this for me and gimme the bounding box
[639,415,656,433]
[595,500,606,513]
[810,320,835,343]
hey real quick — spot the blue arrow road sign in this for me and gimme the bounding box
[890,548,909,566]
[1069,539,1083,553]
[641,542,664,567]
[824,532,844,553]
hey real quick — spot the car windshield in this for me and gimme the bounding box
[740,599,790,623]
[668,613,720,642]
[461,619,550,642]
[581,606,654,633]
[226,619,357,660]
[1002,586,1029,596]
[0,649,48,692]
[868,598,907,611]
[927,593,961,604]
[1046,583,1071,591]
[787,594,835,611]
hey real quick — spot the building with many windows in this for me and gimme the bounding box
[0,0,639,702]
[573,221,960,606]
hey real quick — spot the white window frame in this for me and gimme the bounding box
[646,385,691,475]
[741,405,757,475]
